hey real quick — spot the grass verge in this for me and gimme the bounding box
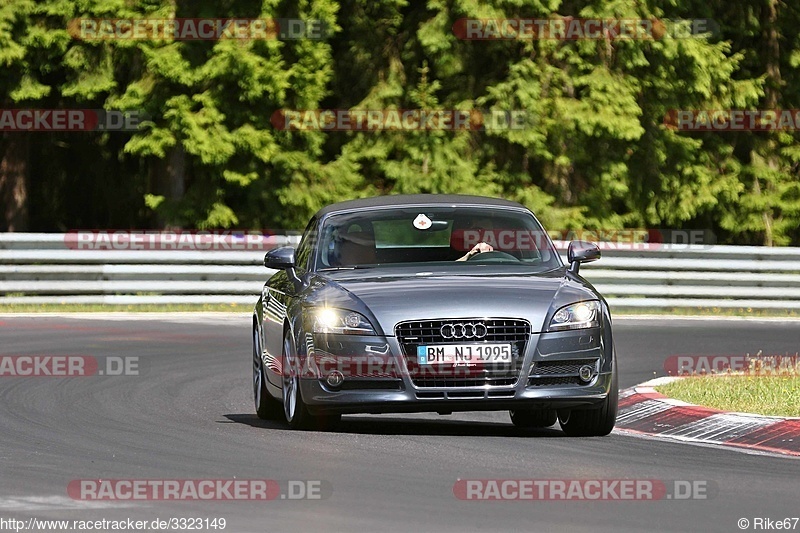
[613,306,800,318]
[0,303,253,313]
[656,376,800,417]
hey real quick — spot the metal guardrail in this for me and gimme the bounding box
[0,233,289,305]
[569,243,800,309]
[1,233,799,309]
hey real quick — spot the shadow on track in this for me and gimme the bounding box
[222,413,565,437]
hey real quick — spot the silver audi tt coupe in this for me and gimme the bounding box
[252,194,617,435]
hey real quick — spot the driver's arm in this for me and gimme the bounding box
[456,242,494,261]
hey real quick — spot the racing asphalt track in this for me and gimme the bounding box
[0,315,798,533]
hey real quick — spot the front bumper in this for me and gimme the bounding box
[300,327,613,415]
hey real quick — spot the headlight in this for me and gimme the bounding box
[312,308,376,335]
[547,301,601,331]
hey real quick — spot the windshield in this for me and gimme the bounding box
[315,206,561,271]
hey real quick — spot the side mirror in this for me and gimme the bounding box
[264,246,303,290]
[264,246,296,270]
[567,241,600,274]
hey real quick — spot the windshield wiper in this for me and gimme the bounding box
[318,266,372,271]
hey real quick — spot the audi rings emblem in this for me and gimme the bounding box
[440,322,488,339]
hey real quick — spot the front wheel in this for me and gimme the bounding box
[253,325,281,420]
[282,332,340,430]
[558,365,618,437]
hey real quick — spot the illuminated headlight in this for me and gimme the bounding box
[312,308,376,335]
[547,301,601,331]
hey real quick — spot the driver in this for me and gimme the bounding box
[457,241,493,261]
[455,216,494,261]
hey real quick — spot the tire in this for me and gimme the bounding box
[282,332,341,430]
[558,364,618,437]
[509,409,557,428]
[253,325,281,420]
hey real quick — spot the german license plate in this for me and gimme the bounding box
[417,344,512,364]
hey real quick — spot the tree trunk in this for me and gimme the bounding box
[0,133,30,232]
[756,0,782,246]
[149,144,186,228]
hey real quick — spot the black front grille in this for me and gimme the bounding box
[527,358,599,387]
[412,377,519,388]
[531,358,599,376]
[396,319,530,345]
[338,379,403,391]
[395,318,530,388]
[528,376,583,387]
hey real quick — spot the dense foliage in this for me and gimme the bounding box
[0,0,798,244]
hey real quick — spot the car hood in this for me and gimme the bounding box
[306,266,598,335]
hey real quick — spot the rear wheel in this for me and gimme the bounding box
[282,332,340,430]
[509,409,557,428]
[253,325,281,420]
[558,365,618,437]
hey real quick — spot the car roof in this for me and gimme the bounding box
[314,194,527,218]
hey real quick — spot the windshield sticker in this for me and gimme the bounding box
[413,214,432,230]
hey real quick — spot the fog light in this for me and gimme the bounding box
[578,365,594,383]
[326,370,344,388]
